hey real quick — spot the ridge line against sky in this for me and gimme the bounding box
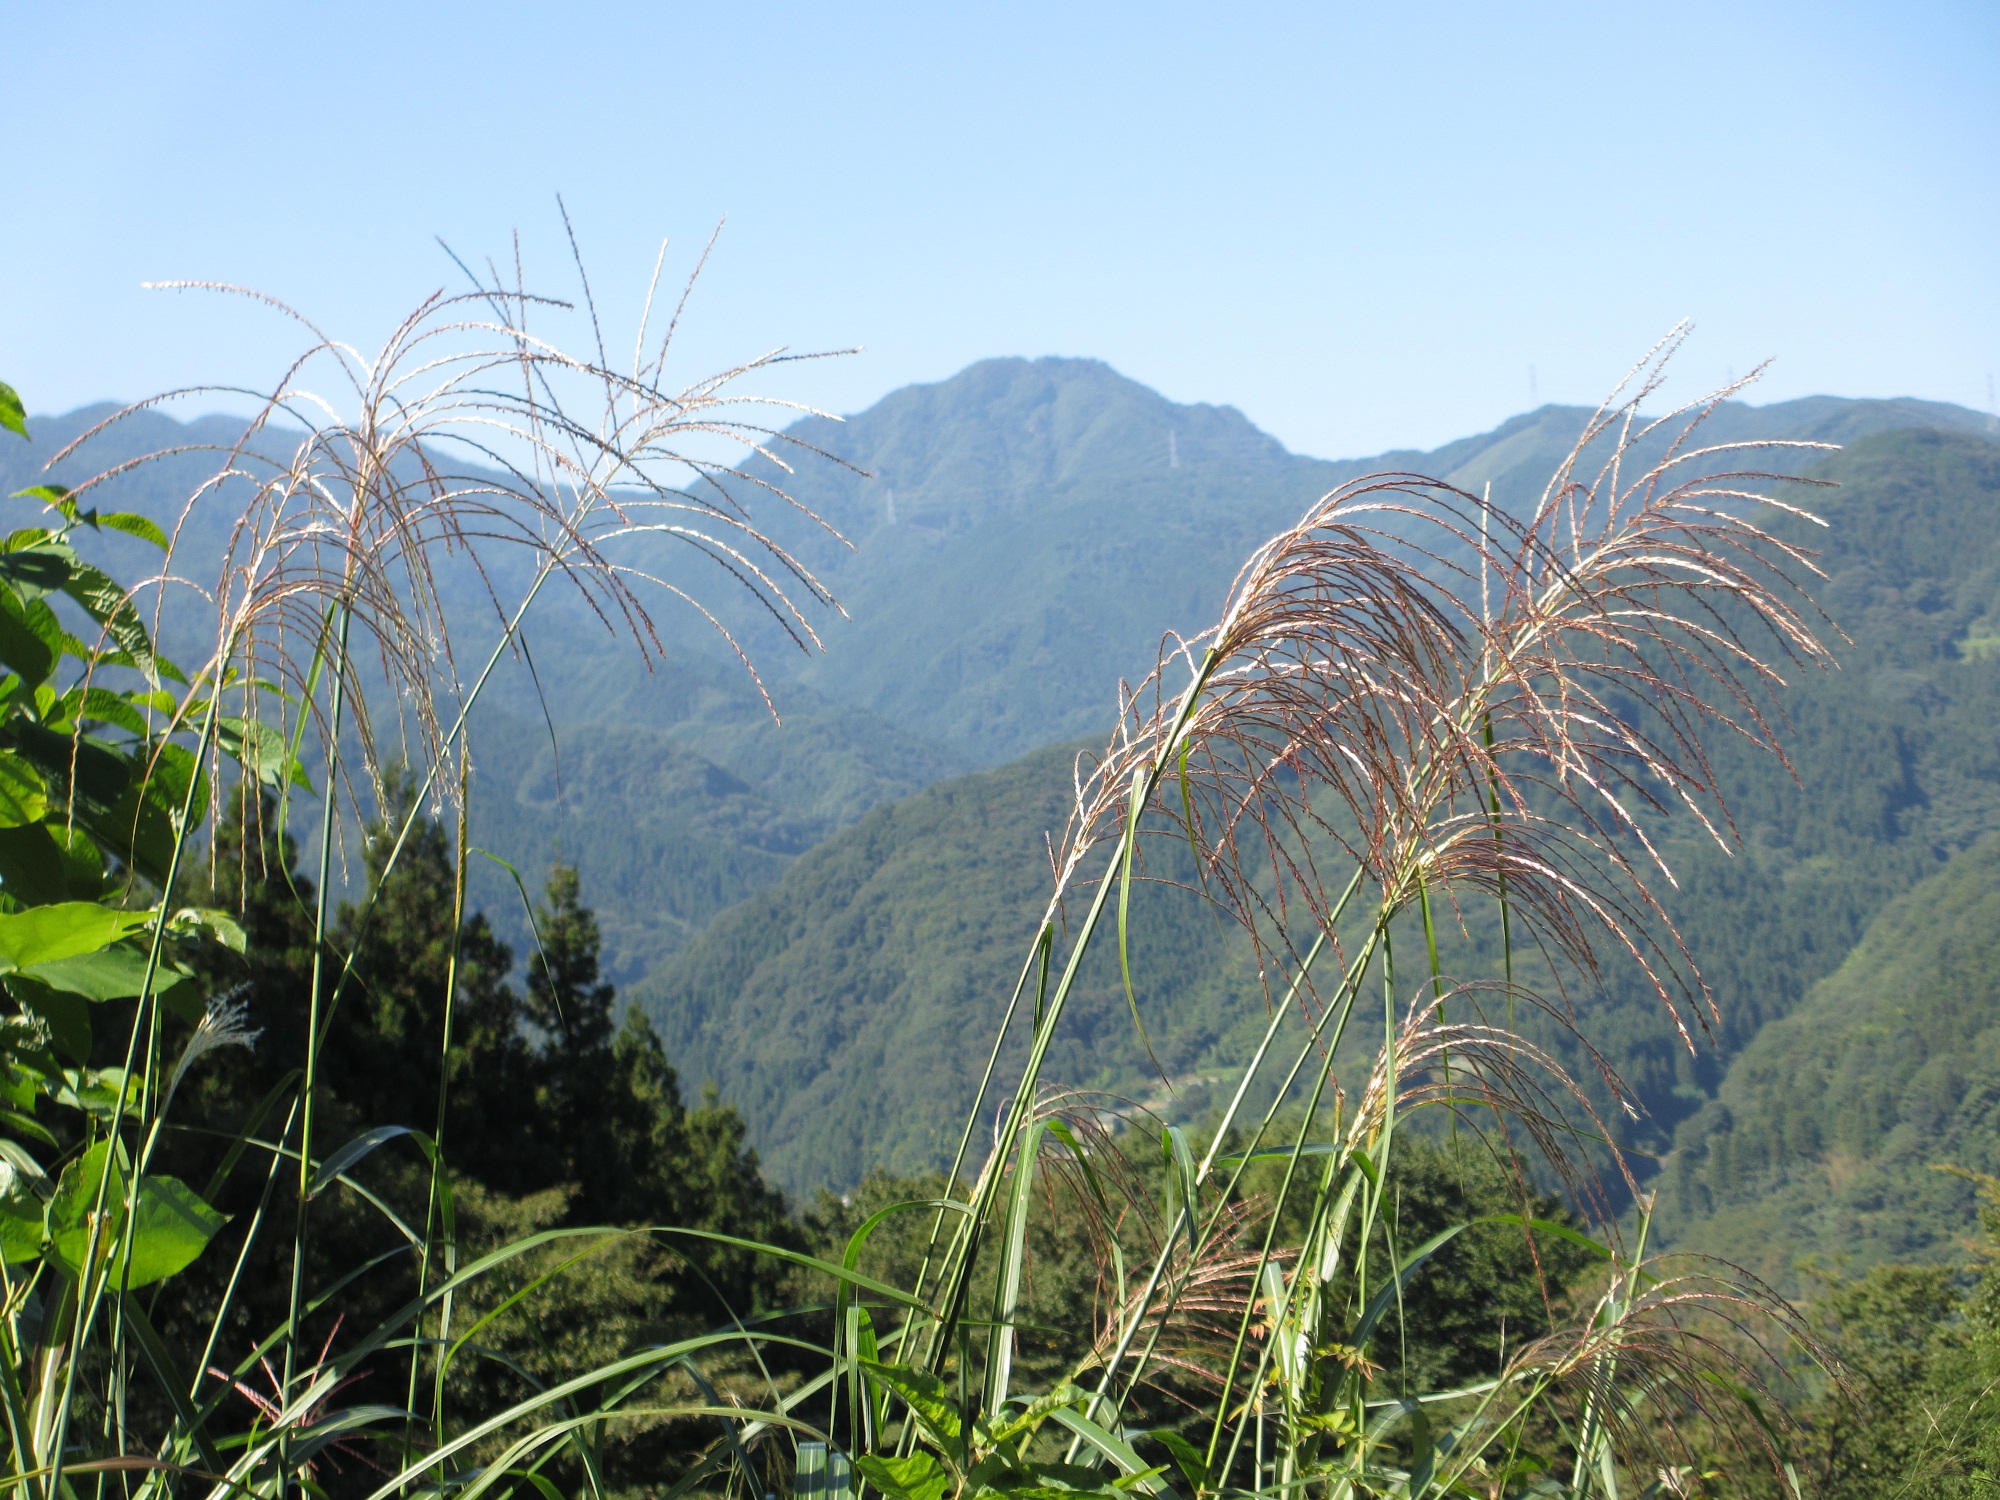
[14,355,1994,475]
[5,1,1995,458]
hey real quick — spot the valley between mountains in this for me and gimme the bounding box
[11,359,1999,1277]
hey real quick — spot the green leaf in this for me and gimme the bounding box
[43,1140,224,1287]
[0,594,57,686]
[99,513,169,550]
[1146,1429,1210,1494]
[0,383,25,441]
[852,1454,948,1500]
[0,754,48,827]
[219,715,306,788]
[0,545,73,593]
[94,779,181,884]
[143,740,209,828]
[55,1065,140,1121]
[861,1360,964,1462]
[308,1125,423,1198]
[0,1108,55,1148]
[0,1169,42,1262]
[60,562,159,683]
[22,946,180,1001]
[171,906,246,953]
[0,902,151,970]
[11,722,132,809]
[1160,1124,1197,1259]
[123,1173,226,1286]
[986,1383,1085,1449]
[12,485,75,523]
[1044,1410,1165,1494]
[6,975,91,1062]
[0,820,105,906]
[72,687,154,738]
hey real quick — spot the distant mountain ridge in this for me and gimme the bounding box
[9,370,1994,1030]
[690,359,2000,766]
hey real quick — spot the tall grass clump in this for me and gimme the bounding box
[0,229,857,1500]
[798,328,1843,1499]
[0,298,1840,1500]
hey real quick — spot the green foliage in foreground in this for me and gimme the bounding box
[1717,1179,2000,1498]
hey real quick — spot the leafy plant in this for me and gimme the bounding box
[0,230,864,1499]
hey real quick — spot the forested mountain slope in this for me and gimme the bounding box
[642,427,2000,1196]
[0,403,966,982]
[634,738,1256,1193]
[1663,832,2000,1286]
[9,380,1991,996]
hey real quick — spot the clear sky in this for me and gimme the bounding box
[4,1,1995,458]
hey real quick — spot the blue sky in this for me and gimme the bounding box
[4,1,1995,457]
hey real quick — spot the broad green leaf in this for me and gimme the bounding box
[11,720,132,806]
[99,513,169,550]
[43,1139,223,1287]
[219,715,307,788]
[0,820,106,906]
[861,1359,964,1461]
[143,740,209,828]
[122,1173,226,1286]
[0,545,73,593]
[71,687,153,738]
[852,1453,947,1500]
[6,975,91,1061]
[0,382,24,440]
[56,1065,140,1121]
[0,902,151,970]
[60,562,158,682]
[0,754,47,827]
[45,1138,115,1250]
[11,485,76,522]
[0,1169,42,1263]
[0,594,56,685]
[0,1108,54,1148]
[986,1383,1084,1448]
[94,780,181,884]
[171,906,246,953]
[22,946,180,1001]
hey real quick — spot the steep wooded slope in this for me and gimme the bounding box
[1664,833,2000,1284]
[642,428,2000,1195]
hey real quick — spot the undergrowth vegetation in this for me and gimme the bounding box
[0,282,1892,1500]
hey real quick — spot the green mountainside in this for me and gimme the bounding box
[634,737,1266,1192]
[1663,832,2000,1286]
[13,378,2000,1202]
[695,359,1998,768]
[0,405,966,983]
[638,427,2000,1197]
